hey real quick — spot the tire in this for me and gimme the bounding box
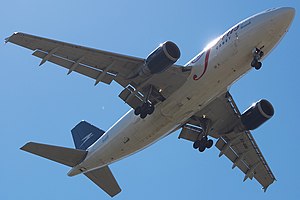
[205,139,213,149]
[134,106,142,115]
[147,105,155,115]
[140,112,147,119]
[199,145,206,152]
[255,62,262,70]
[193,140,201,149]
[198,140,206,152]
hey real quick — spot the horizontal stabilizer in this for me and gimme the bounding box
[20,142,87,167]
[84,166,121,197]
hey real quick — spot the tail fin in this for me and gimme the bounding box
[71,121,105,150]
[20,142,87,167]
[84,166,121,197]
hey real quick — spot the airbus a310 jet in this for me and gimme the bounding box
[6,7,295,197]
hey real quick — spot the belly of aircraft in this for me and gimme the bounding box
[79,22,287,172]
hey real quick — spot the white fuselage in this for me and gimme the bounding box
[68,7,295,176]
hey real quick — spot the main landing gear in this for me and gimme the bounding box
[134,102,154,119]
[191,118,213,152]
[251,48,264,70]
[193,136,213,152]
[134,85,155,119]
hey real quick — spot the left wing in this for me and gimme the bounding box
[179,92,276,191]
[6,32,190,109]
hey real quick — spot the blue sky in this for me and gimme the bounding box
[1,1,299,199]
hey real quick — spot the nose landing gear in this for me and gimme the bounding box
[251,48,264,70]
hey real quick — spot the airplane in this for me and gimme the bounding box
[6,7,295,197]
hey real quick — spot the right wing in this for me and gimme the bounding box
[179,92,276,191]
[6,32,190,109]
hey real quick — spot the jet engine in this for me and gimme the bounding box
[139,41,180,76]
[241,99,274,130]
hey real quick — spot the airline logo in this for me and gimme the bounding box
[80,132,94,147]
[193,49,211,81]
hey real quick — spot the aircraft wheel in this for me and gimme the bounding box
[251,59,262,70]
[198,144,206,152]
[147,105,155,115]
[198,140,206,152]
[140,112,147,119]
[134,106,142,115]
[206,139,213,149]
[255,62,262,70]
[193,140,201,149]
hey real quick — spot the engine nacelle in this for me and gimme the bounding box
[140,41,180,76]
[241,99,274,130]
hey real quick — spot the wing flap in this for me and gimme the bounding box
[33,50,114,85]
[216,136,251,174]
[216,133,275,188]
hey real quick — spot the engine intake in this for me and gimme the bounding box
[140,41,180,76]
[241,99,274,130]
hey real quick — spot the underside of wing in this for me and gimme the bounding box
[178,92,276,191]
[6,32,191,110]
[215,130,275,191]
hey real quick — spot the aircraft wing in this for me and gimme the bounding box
[179,92,276,191]
[6,32,190,109]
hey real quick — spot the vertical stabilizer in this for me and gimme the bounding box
[71,121,105,150]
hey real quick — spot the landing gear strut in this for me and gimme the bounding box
[251,48,264,70]
[134,85,155,119]
[191,118,213,153]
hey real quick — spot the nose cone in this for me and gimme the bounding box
[261,7,296,37]
[269,7,295,28]
[273,7,295,24]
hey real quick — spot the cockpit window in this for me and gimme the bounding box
[265,8,276,13]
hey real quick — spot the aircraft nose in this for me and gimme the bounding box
[271,7,295,26]
[263,7,296,36]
